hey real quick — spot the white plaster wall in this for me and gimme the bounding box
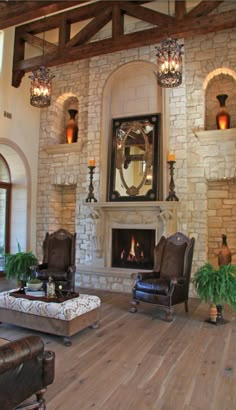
[0,28,40,252]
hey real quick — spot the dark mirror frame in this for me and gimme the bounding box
[107,113,161,202]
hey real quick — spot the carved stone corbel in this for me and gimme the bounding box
[89,209,104,258]
[159,209,177,236]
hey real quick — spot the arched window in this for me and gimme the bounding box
[0,154,11,272]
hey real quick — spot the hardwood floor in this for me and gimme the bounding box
[0,279,236,410]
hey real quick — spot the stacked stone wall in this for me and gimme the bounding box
[208,180,236,267]
[36,9,236,292]
[183,26,236,273]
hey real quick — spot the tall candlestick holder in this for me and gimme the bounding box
[86,166,97,202]
[166,160,179,201]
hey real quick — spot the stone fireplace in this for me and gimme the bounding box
[76,202,178,292]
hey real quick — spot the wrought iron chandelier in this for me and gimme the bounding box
[155,0,183,88]
[156,38,183,88]
[29,66,54,107]
[29,28,54,108]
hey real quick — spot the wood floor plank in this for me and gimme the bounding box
[0,280,236,410]
[210,323,236,410]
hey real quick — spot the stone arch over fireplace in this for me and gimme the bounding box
[100,60,162,201]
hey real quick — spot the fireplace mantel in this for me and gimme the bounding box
[84,201,179,263]
[85,201,179,212]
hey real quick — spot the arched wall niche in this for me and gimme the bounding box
[53,92,79,144]
[0,138,31,252]
[203,68,236,130]
[43,93,79,236]
[100,60,163,201]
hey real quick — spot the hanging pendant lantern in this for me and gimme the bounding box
[156,38,183,88]
[29,24,55,108]
[29,66,54,108]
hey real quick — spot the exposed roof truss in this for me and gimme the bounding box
[8,0,234,87]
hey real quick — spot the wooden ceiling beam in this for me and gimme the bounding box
[187,1,224,18]
[112,4,124,40]
[21,33,57,54]
[13,7,236,85]
[13,1,117,35]
[0,1,85,30]
[66,6,112,48]
[58,18,71,48]
[175,0,186,20]
[119,1,173,26]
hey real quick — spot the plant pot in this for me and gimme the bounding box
[26,281,43,291]
[206,304,225,325]
[209,304,217,323]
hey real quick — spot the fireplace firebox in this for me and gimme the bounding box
[112,228,155,269]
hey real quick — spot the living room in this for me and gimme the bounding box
[0,1,236,409]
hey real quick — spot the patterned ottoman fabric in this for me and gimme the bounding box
[0,290,101,321]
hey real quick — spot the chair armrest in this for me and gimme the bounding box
[170,277,186,286]
[131,271,160,281]
[0,336,44,375]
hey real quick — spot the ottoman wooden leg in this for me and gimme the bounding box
[89,321,100,329]
[63,337,72,346]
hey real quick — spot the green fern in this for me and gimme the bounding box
[4,246,38,282]
[192,262,236,310]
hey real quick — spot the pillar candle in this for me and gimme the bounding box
[89,158,95,167]
[167,153,176,162]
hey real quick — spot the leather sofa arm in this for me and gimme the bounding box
[0,336,44,375]
[42,351,55,386]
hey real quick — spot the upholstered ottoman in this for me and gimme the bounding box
[0,290,101,345]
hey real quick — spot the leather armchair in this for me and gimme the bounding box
[37,228,76,291]
[130,232,195,321]
[0,335,55,410]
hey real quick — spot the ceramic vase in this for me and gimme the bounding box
[209,304,217,323]
[66,109,78,144]
[218,234,231,266]
[216,94,230,130]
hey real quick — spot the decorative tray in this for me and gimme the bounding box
[9,289,80,303]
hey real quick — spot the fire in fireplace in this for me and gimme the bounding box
[112,228,155,269]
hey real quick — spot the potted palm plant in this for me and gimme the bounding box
[4,242,38,285]
[192,262,236,324]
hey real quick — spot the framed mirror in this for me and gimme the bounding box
[108,114,160,201]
